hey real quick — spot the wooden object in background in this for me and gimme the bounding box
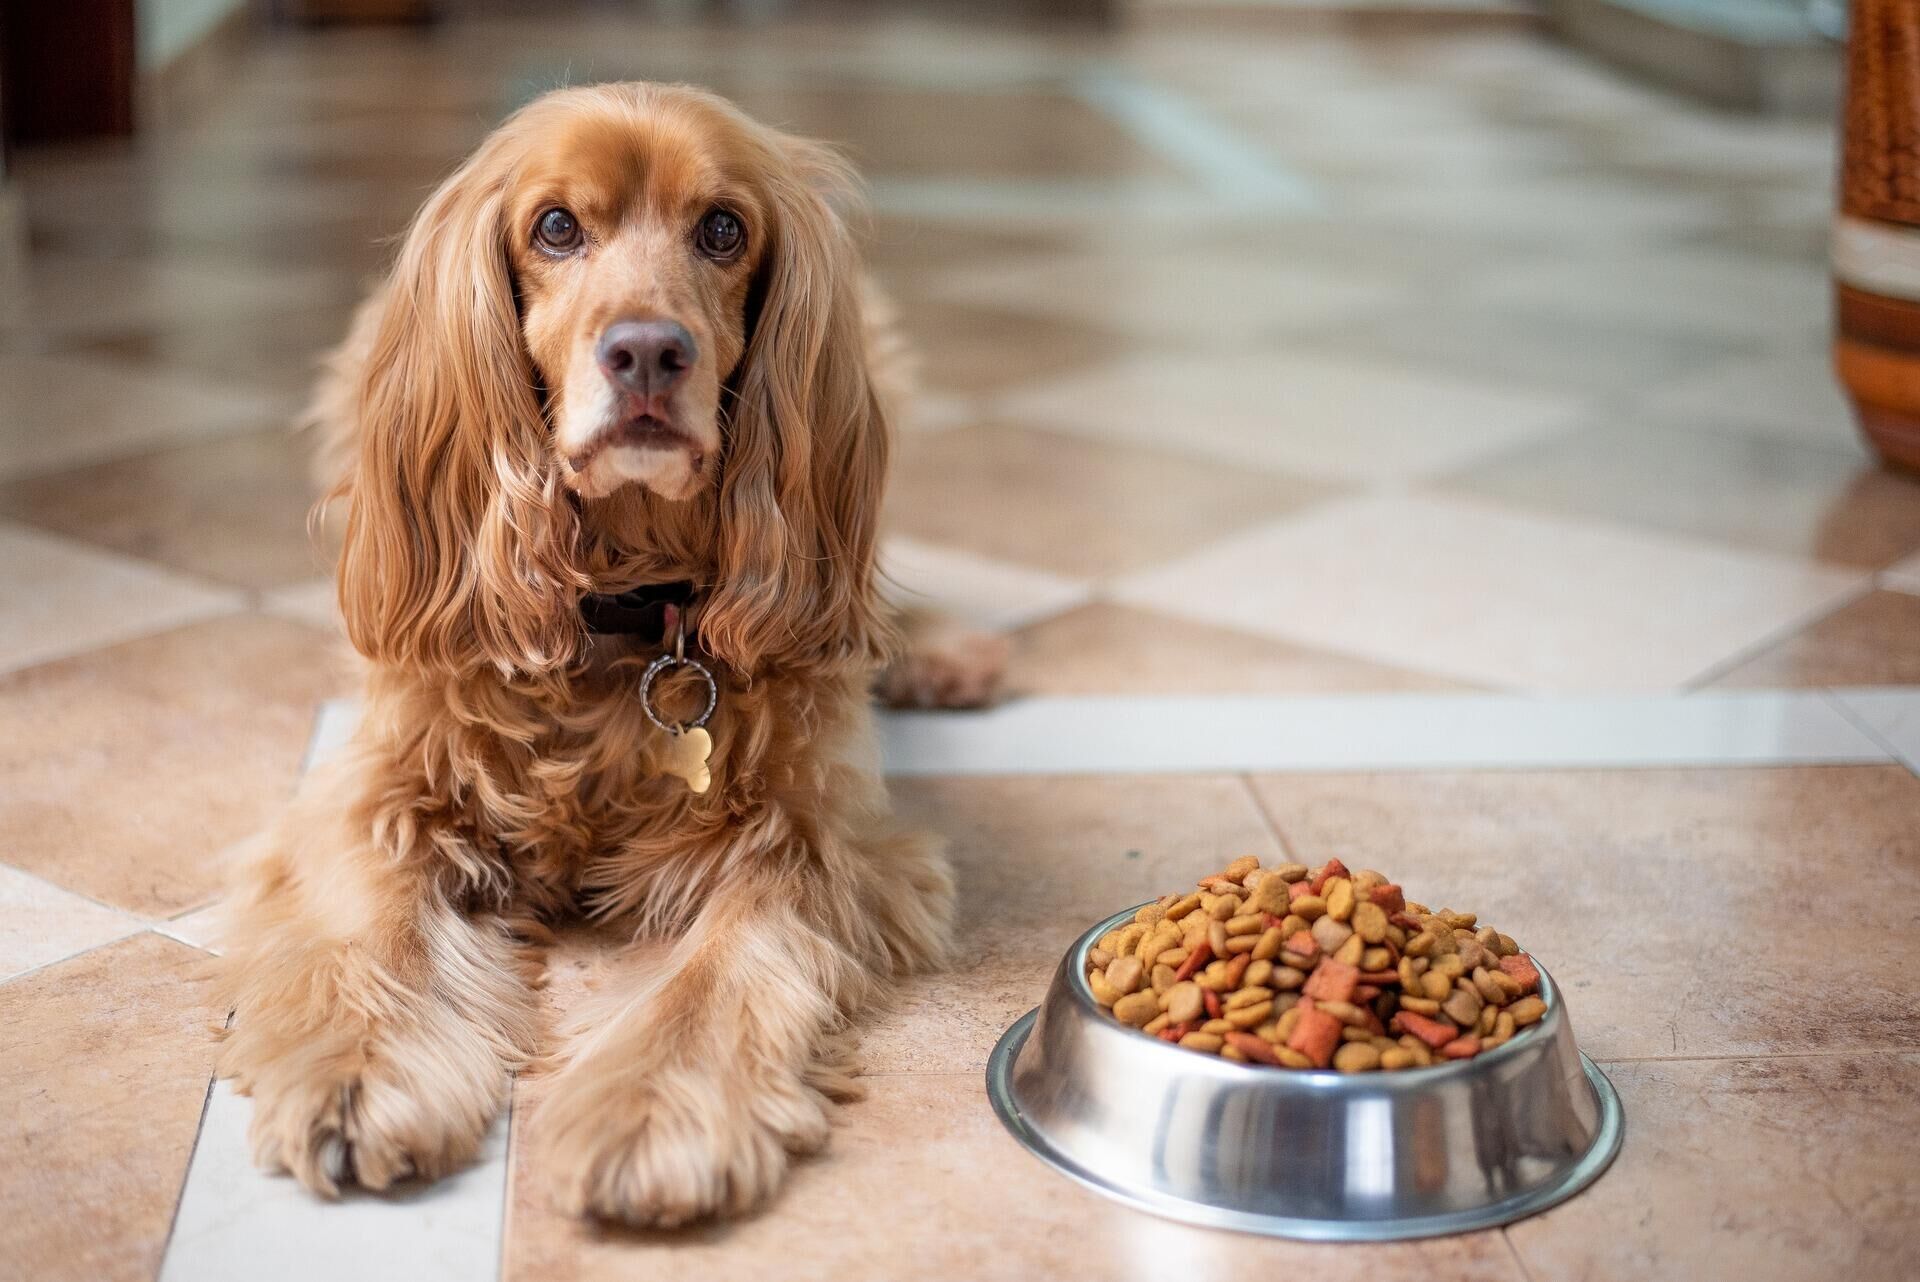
[0,0,137,145]
[1835,0,1920,472]
[275,0,434,21]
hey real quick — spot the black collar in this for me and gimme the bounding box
[579,580,697,641]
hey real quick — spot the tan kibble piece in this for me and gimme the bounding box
[1223,855,1261,883]
[1274,862,1310,883]
[1333,934,1365,967]
[1333,1042,1382,1073]
[1166,982,1204,1025]
[1180,1031,1226,1052]
[1351,901,1388,944]
[1113,991,1160,1026]
[1088,971,1119,1007]
[1292,895,1328,921]
[1509,996,1547,1027]
[1106,955,1145,995]
[1151,963,1177,995]
[1225,913,1265,937]
[1166,893,1202,921]
[1326,878,1356,923]
[1380,1047,1415,1070]
[1200,1017,1233,1034]
[1143,1013,1171,1036]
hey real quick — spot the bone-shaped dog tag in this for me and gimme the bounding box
[660,726,712,794]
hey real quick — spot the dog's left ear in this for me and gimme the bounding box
[698,136,896,676]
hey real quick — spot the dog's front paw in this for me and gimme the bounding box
[543,1061,833,1227]
[241,1060,497,1196]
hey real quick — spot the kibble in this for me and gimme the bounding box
[1086,856,1547,1072]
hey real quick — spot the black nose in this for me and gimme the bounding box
[596,320,696,401]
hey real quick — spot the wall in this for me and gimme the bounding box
[137,0,246,69]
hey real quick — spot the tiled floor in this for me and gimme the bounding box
[2,5,1918,1281]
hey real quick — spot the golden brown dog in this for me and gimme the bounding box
[214,82,993,1227]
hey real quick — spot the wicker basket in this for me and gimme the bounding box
[1836,0,1920,472]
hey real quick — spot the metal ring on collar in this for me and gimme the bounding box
[639,652,717,733]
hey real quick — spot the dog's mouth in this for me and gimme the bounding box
[564,407,715,501]
[568,412,703,474]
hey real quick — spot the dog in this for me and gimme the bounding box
[214,81,997,1227]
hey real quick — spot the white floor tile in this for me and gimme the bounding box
[930,249,1406,341]
[261,578,342,633]
[1830,688,1920,774]
[1107,492,1869,693]
[0,523,243,675]
[307,698,361,768]
[879,690,1895,776]
[997,351,1580,483]
[159,1081,511,1282]
[1880,550,1920,596]
[881,536,1092,631]
[0,353,288,482]
[0,864,145,981]
[1639,349,1861,450]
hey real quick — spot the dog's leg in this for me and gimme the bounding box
[213,757,537,1195]
[541,821,952,1227]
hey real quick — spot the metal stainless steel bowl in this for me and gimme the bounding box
[987,906,1622,1241]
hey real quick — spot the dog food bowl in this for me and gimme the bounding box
[987,906,1623,1241]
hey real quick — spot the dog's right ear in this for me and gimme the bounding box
[335,135,588,679]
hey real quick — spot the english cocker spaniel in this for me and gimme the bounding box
[214,82,997,1227]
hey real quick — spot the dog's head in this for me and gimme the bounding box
[338,83,890,679]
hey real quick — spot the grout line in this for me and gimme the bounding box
[1595,1047,1918,1065]
[1678,577,1879,692]
[495,1077,517,1282]
[1,924,162,988]
[1237,773,1300,860]
[160,1014,231,1268]
[1821,687,1919,776]
[1500,1227,1539,1281]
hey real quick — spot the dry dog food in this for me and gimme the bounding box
[1084,856,1546,1071]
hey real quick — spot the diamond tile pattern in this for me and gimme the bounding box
[1,6,1916,1280]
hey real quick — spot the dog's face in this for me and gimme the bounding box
[506,109,767,501]
[339,84,894,678]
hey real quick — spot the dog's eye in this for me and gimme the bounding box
[695,208,744,261]
[534,207,582,253]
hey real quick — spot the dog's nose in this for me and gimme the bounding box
[596,320,696,400]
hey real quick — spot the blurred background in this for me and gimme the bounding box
[1,0,1910,702]
[4,3,1920,1280]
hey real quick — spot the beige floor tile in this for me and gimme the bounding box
[0,522,243,675]
[1110,493,1868,692]
[1248,767,1920,1060]
[0,351,288,482]
[0,862,146,981]
[0,614,344,916]
[0,429,333,592]
[891,297,1132,396]
[999,351,1581,484]
[1440,420,1920,569]
[0,933,219,1282]
[1640,348,1863,451]
[888,424,1332,580]
[0,250,348,343]
[1008,602,1474,695]
[57,300,356,398]
[1707,591,1920,688]
[502,1072,1526,1282]
[858,774,1286,1074]
[1508,1054,1920,1282]
[725,84,1181,181]
[881,536,1090,632]
[930,248,1413,344]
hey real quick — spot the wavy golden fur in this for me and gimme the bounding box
[214,83,982,1226]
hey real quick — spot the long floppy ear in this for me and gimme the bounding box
[698,137,896,676]
[336,137,587,678]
